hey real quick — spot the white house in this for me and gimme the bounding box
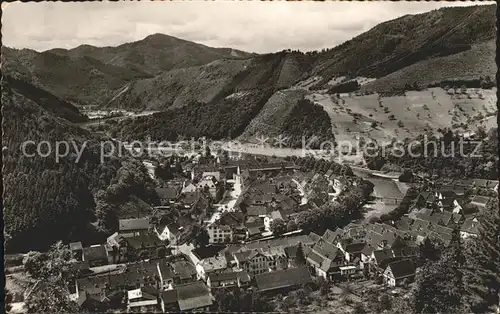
[207,223,233,244]
[155,222,183,245]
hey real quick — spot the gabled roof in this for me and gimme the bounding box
[309,232,321,242]
[246,205,268,216]
[460,218,480,235]
[119,218,150,231]
[69,241,83,251]
[471,195,491,206]
[386,259,416,279]
[255,267,312,292]
[176,282,213,311]
[345,242,367,254]
[83,245,108,262]
[361,244,375,257]
[172,261,197,279]
[126,234,165,250]
[372,249,395,265]
[158,260,174,280]
[198,256,227,271]
[322,228,343,244]
[208,271,250,283]
[160,289,178,305]
[270,210,283,220]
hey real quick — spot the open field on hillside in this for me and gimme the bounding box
[307,87,497,144]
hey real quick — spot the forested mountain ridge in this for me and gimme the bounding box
[1,34,253,107]
[1,79,158,253]
[3,5,495,111]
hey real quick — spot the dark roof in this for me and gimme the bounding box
[158,260,174,279]
[69,242,83,251]
[246,205,268,216]
[156,187,179,199]
[160,289,178,305]
[176,282,213,311]
[192,245,226,260]
[208,271,250,283]
[83,245,108,262]
[460,218,480,234]
[471,195,491,206]
[345,242,366,253]
[255,267,313,292]
[172,261,197,279]
[119,218,150,231]
[126,234,165,250]
[386,259,416,279]
[372,249,395,264]
[309,232,321,242]
[284,246,298,259]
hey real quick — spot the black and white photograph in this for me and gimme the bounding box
[1,1,498,313]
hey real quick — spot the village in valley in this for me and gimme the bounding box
[6,144,498,313]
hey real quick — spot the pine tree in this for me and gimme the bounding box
[464,198,500,312]
[414,228,468,313]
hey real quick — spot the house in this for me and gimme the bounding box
[255,266,313,294]
[196,175,222,201]
[470,195,492,210]
[207,223,234,244]
[171,261,198,285]
[107,232,126,249]
[182,182,197,194]
[69,242,84,261]
[155,221,185,245]
[125,234,168,260]
[196,256,228,281]
[473,179,499,191]
[246,205,268,218]
[412,191,436,209]
[119,218,150,238]
[383,259,416,287]
[127,287,159,312]
[160,289,179,312]
[244,217,265,239]
[306,238,344,280]
[176,281,214,312]
[160,282,214,313]
[206,271,251,289]
[156,187,179,204]
[339,265,358,277]
[82,245,109,267]
[460,217,481,239]
[157,260,175,290]
[233,247,288,275]
[202,171,221,182]
[342,242,367,262]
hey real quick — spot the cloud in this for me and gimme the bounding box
[2,1,494,53]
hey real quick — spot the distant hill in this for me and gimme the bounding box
[360,40,496,93]
[106,51,311,110]
[3,75,88,123]
[46,33,254,75]
[2,5,496,144]
[308,4,496,87]
[2,34,253,107]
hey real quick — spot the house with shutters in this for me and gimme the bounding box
[383,259,416,287]
[306,238,345,280]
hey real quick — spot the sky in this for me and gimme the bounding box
[2,1,495,54]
